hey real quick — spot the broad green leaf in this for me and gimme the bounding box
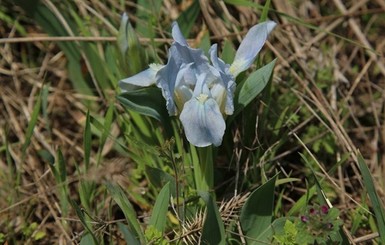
[145,165,177,197]
[237,59,276,106]
[231,59,276,120]
[358,153,385,243]
[79,233,96,245]
[258,217,293,243]
[117,88,168,122]
[199,192,226,245]
[105,182,145,243]
[117,222,141,245]
[240,175,277,244]
[149,182,171,232]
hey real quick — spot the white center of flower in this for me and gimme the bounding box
[196,94,208,103]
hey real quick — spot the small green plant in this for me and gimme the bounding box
[274,204,343,245]
[22,222,46,241]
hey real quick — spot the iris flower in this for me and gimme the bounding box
[119,20,275,147]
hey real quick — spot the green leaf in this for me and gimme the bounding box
[117,87,169,123]
[221,39,236,64]
[105,182,145,243]
[99,104,115,151]
[117,222,141,245]
[260,0,271,22]
[231,59,276,120]
[240,175,277,244]
[199,192,226,245]
[84,111,91,169]
[145,165,177,197]
[70,200,98,245]
[358,153,385,243]
[149,182,171,232]
[79,233,97,245]
[176,0,200,37]
[22,91,42,160]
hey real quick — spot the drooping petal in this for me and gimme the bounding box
[180,96,226,147]
[119,64,163,91]
[180,74,226,147]
[229,21,276,77]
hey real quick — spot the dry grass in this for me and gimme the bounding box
[1,0,385,243]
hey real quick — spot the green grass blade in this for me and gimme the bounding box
[260,0,271,22]
[84,111,91,169]
[22,91,42,160]
[99,104,115,154]
[149,182,171,232]
[41,84,51,136]
[70,200,98,244]
[358,153,385,243]
[55,149,69,216]
[105,182,145,243]
[176,0,200,37]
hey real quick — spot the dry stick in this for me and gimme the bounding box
[302,0,369,49]
[293,133,361,244]
[354,232,380,243]
[0,36,159,44]
[273,0,307,59]
[333,0,385,77]
[218,0,242,43]
[199,0,229,38]
[33,170,72,242]
[278,0,370,71]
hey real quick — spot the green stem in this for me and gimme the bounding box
[195,146,214,192]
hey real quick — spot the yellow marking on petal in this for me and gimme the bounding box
[196,94,208,103]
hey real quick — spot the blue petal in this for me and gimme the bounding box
[229,21,276,77]
[156,54,180,116]
[209,44,236,115]
[179,74,226,147]
[119,64,163,91]
[180,96,226,147]
[172,42,210,76]
[172,22,188,46]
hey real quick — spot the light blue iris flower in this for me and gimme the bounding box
[119,20,275,147]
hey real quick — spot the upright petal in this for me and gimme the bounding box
[119,64,163,91]
[209,44,236,115]
[180,74,226,147]
[171,22,188,46]
[156,54,180,116]
[229,21,276,77]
